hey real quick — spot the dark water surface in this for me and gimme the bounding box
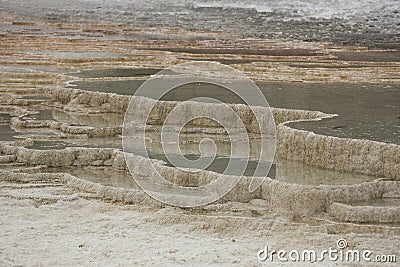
[67,80,400,144]
[39,157,376,187]
[0,124,17,141]
[68,68,163,78]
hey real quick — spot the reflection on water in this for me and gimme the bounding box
[29,138,122,150]
[21,127,377,186]
[0,113,12,123]
[270,83,399,145]
[52,110,124,128]
[0,78,394,187]
[22,109,54,121]
[0,122,375,186]
[67,68,163,78]
[44,166,139,190]
[37,157,376,188]
[274,160,376,185]
[149,153,272,177]
[147,154,375,185]
[67,79,145,95]
[0,124,17,141]
[29,140,83,150]
[67,79,400,144]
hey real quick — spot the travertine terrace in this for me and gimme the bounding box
[0,7,399,266]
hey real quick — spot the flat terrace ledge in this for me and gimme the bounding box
[328,202,400,223]
[49,86,400,179]
[0,143,398,218]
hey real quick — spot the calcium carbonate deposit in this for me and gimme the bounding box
[0,1,399,266]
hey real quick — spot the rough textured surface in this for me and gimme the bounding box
[2,141,399,217]
[328,202,400,223]
[0,8,399,265]
[52,87,400,180]
[1,83,399,217]
[277,123,400,179]
[1,167,399,266]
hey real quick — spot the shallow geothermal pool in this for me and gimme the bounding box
[67,77,400,144]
